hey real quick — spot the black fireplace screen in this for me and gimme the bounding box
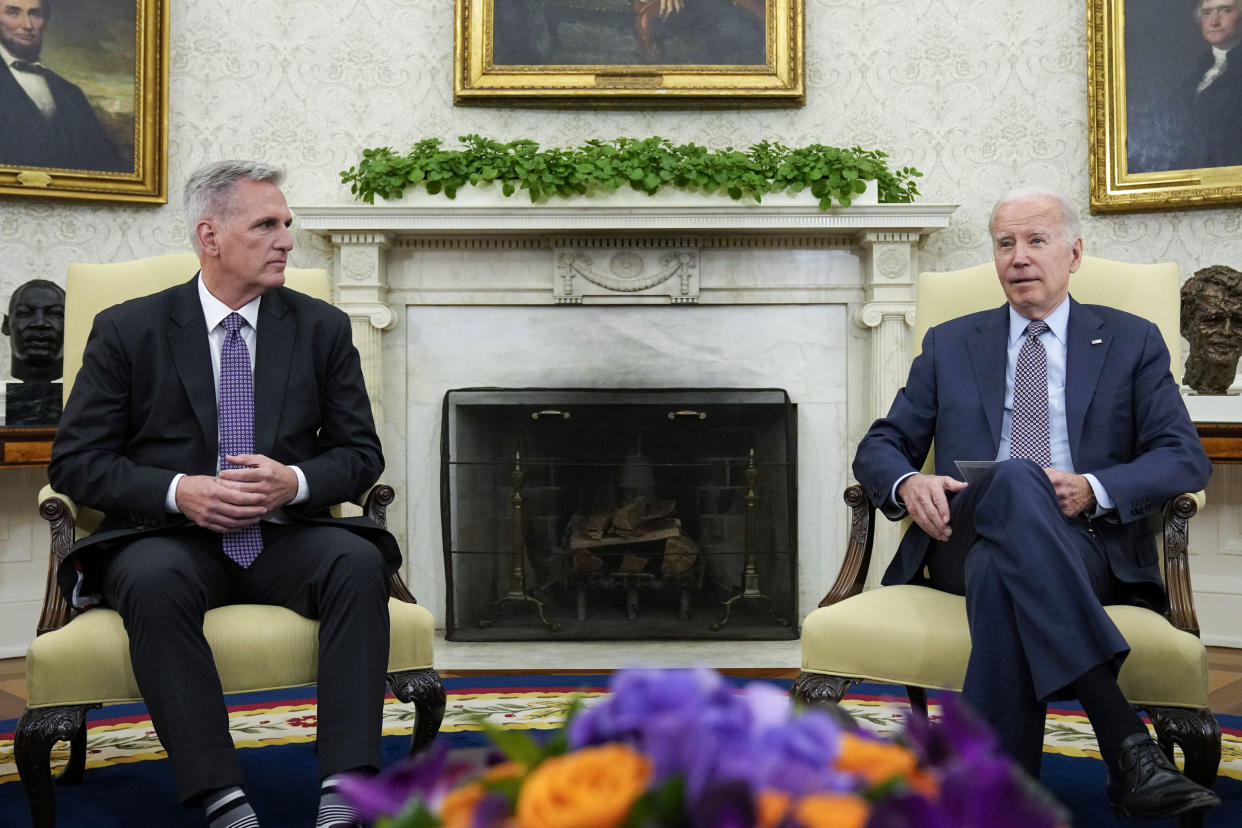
[441,388,797,640]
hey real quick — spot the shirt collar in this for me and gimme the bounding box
[0,43,32,70]
[197,272,261,332]
[1213,45,1231,63]
[1008,295,1069,346]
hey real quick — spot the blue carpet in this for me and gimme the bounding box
[1,676,1238,827]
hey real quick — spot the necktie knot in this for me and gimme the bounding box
[1024,320,1049,341]
[221,312,245,336]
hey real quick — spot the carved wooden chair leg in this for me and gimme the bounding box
[388,668,446,754]
[1141,705,1222,789]
[791,672,860,707]
[904,686,929,716]
[15,703,100,828]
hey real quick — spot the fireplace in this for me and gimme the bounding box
[443,388,797,640]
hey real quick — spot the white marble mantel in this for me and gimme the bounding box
[296,197,958,626]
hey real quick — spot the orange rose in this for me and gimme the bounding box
[515,744,653,828]
[834,733,917,785]
[792,793,870,828]
[756,789,793,828]
[439,761,525,828]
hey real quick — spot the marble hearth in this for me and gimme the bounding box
[297,196,958,630]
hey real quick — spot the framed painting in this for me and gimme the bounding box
[454,0,804,107]
[1088,0,1242,213]
[0,0,168,203]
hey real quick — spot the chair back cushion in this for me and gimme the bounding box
[63,253,332,402]
[914,256,1181,370]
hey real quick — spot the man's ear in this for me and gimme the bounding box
[194,219,219,257]
[1,314,9,337]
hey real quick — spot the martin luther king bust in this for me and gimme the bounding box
[3,278,64,425]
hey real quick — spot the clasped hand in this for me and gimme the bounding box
[897,467,1097,542]
[175,454,298,533]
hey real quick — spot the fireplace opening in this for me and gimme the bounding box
[442,388,797,640]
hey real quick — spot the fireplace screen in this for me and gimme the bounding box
[442,389,797,640]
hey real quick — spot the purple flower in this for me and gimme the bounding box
[865,792,952,828]
[338,744,478,821]
[903,696,997,768]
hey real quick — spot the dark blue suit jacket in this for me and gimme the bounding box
[853,298,1212,604]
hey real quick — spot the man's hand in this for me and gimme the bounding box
[175,474,268,533]
[659,0,684,18]
[218,454,299,513]
[897,473,968,542]
[1044,468,1096,517]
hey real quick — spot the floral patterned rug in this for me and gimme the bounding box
[1,675,1239,827]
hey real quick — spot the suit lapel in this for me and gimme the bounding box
[1065,298,1108,466]
[167,276,218,465]
[968,305,1010,452]
[253,289,295,455]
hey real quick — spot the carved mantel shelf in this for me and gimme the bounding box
[296,199,958,433]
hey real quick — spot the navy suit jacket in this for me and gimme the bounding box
[0,62,127,172]
[48,276,399,604]
[853,298,1212,605]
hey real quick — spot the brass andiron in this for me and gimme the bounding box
[712,448,789,631]
[478,452,560,632]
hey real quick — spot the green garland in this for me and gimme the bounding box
[341,135,922,210]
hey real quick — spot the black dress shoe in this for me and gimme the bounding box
[1107,733,1220,820]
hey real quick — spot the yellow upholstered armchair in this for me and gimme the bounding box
[15,253,444,828]
[793,257,1220,789]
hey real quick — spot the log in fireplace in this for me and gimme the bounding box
[442,388,797,640]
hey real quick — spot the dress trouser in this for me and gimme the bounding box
[101,522,392,804]
[920,459,1131,777]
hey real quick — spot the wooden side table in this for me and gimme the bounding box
[1195,423,1242,464]
[0,427,56,468]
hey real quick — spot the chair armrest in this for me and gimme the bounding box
[36,486,78,636]
[358,483,395,528]
[1162,491,1204,637]
[818,485,877,607]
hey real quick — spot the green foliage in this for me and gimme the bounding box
[341,136,922,209]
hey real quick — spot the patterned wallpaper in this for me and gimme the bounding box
[3,0,1241,368]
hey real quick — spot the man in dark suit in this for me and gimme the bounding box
[853,189,1219,820]
[49,161,396,828]
[0,0,127,172]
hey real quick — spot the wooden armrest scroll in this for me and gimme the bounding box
[360,483,418,605]
[1162,492,1200,637]
[818,484,876,607]
[36,492,77,635]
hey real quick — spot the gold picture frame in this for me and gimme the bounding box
[1088,0,1242,213]
[455,0,803,107]
[0,0,169,203]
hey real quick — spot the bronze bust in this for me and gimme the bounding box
[3,279,65,425]
[1181,265,1242,395]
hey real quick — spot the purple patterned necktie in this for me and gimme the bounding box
[1009,319,1052,468]
[219,312,263,567]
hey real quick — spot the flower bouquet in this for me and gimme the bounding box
[341,668,1067,828]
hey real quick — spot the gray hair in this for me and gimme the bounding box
[988,187,1082,246]
[184,160,284,252]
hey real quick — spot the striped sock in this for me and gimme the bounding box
[203,786,260,828]
[317,776,362,828]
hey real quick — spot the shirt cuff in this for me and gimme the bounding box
[288,465,309,505]
[1084,473,1113,517]
[166,473,185,513]
[890,471,920,513]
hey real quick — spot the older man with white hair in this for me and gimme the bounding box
[853,188,1220,819]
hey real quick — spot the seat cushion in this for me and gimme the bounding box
[26,598,435,708]
[800,585,1209,708]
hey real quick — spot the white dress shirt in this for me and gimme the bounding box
[1,42,55,117]
[163,277,308,513]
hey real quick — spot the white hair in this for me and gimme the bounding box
[988,187,1082,245]
[184,160,284,253]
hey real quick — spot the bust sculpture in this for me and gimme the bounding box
[1181,265,1242,395]
[3,279,65,425]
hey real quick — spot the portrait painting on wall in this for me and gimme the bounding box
[0,0,168,203]
[455,0,803,107]
[1088,0,1242,212]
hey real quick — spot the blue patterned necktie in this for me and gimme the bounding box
[219,312,263,567]
[1010,320,1052,468]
